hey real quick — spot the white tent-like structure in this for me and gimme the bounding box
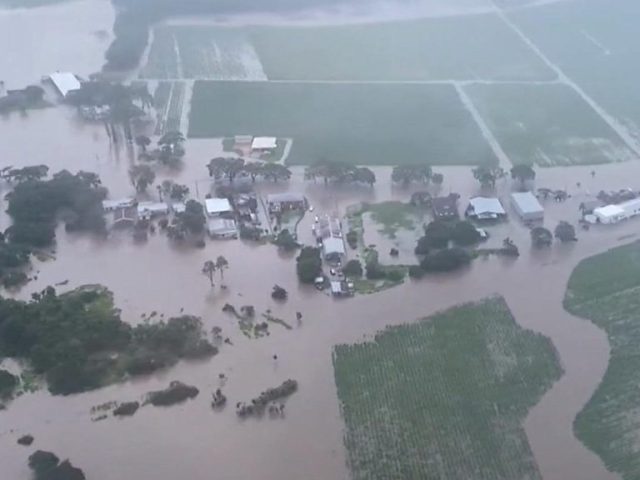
[48,72,81,98]
[251,137,277,152]
[593,204,626,224]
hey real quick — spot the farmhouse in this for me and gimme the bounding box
[251,136,277,154]
[207,218,238,238]
[267,193,306,213]
[432,194,459,220]
[102,198,135,212]
[466,197,506,220]
[47,72,81,98]
[137,202,169,219]
[205,197,233,217]
[511,192,543,222]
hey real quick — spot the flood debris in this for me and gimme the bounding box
[236,379,298,418]
[146,381,199,407]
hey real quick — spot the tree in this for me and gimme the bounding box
[420,248,471,272]
[177,200,206,235]
[129,164,155,193]
[343,259,363,278]
[202,261,216,288]
[422,220,452,249]
[511,164,536,190]
[0,369,18,399]
[391,164,432,186]
[554,221,577,243]
[158,130,185,147]
[304,160,350,185]
[450,221,480,246]
[274,229,299,251]
[472,165,504,189]
[261,163,292,183]
[162,180,189,201]
[432,172,444,186]
[352,167,376,186]
[296,246,322,284]
[271,285,288,301]
[4,165,49,183]
[207,157,245,183]
[414,236,431,256]
[243,162,263,183]
[135,135,151,152]
[215,256,229,282]
[531,227,553,248]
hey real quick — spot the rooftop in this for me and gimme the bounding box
[432,194,459,217]
[266,193,306,204]
[468,197,505,216]
[48,72,81,97]
[511,192,543,214]
[251,137,277,150]
[594,204,625,218]
[205,197,232,215]
[323,237,346,256]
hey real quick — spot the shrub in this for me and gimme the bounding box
[343,260,363,278]
[346,230,358,249]
[408,265,426,279]
[420,248,472,272]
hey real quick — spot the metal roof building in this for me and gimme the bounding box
[251,137,277,151]
[205,198,232,216]
[467,197,506,220]
[323,237,346,261]
[48,72,81,97]
[510,192,544,221]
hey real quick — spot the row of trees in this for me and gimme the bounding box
[202,256,229,288]
[415,220,481,254]
[391,165,443,187]
[207,157,292,184]
[531,222,577,247]
[472,164,536,190]
[304,161,376,186]
[137,130,186,168]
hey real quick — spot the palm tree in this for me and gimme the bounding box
[135,135,151,153]
[129,164,155,193]
[215,256,229,282]
[202,260,216,288]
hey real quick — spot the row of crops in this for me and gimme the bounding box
[332,297,562,480]
[153,82,185,136]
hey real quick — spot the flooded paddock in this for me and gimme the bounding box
[0,0,636,479]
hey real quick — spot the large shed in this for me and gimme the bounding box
[205,198,233,217]
[593,205,625,224]
[48,72,81,98]
[511,192,544,221]
[466,197,506,220]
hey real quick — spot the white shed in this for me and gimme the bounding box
[594,205,626,224]
[467,197,506,220]
[205,198,232,217]
[48,72,81,97]
[251,137,277,152]
[511,192,544,221]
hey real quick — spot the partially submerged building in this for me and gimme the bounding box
[205,198,233,217]
[266,193,306,214]
[207,218,238,239]
[432,194,459,220]
[330,280,353,297]
[137,202,169,219]
[47,72,81,98]
[251,136,277,154]
[466,197,506,220]
[323,237,346,263]
[102,198,135,212]
[510,192,544,222]
[593,198,640,224]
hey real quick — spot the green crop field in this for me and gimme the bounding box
[140,13,554,81]
[564,241,640,479]
[333,297,562,480]
[465,83,636,166]
[511,0,640,138]
[188,81,497,166]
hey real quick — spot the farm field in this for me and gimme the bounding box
[333,297,562,480]
[141,14,554,81]
[188,81,498,166]
[153,81,186,135]
[465,83,636,166]
[510,0,640,138]
[564,241,640,480]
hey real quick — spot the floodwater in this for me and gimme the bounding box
[0,1,636,479]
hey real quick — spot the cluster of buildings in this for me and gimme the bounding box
[313,214,346,263]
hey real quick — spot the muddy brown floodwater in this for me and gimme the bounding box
[0,1,637,479]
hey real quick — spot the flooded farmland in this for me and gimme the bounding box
[0,0,639,479]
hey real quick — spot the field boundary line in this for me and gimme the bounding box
[143,77,561,86]
[455,83,512,168]
[495,6,640,159]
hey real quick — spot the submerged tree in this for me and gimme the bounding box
[391,164,432,186]
[472,165,504,189]
[510,164,536,190]
[530,226,553,248]
[202,261,216,288]
[554,221,577,243]
[215,256,229,282]
[129,164,155,193]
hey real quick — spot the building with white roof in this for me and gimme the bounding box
[510,192,544,222]
[251,137,277,152]
[48,72,81,98]
[323,237,346,262]
[207,218,237,238]
[102,198,135,212]
[137,202,169,219]
[466,197,506,220]
[593,198,640,224]
[205,198,233,217]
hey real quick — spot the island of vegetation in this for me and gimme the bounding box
[0,285,216,396]
[333,297,562,479]
[564,241,640,479]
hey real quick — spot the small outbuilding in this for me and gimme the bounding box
[137,202,169,219]
[511,192,544,222]
[466,197,506,220]
[48,72,81,98]
[266,193,306,213]
[251,137,277,153]
[432,194,459,220]
[207,218,238,238]
[205,198,233,217]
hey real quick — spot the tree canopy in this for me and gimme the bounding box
[391,164,432,186]
[554,221,577,242]
[472,165,505,189]
[296,246,322,283]
[511,164,536,189]
[304,160,375,186]
[531,227,553,248]
[129,164,155,193]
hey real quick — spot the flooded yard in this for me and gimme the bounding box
[0,1,638,479]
